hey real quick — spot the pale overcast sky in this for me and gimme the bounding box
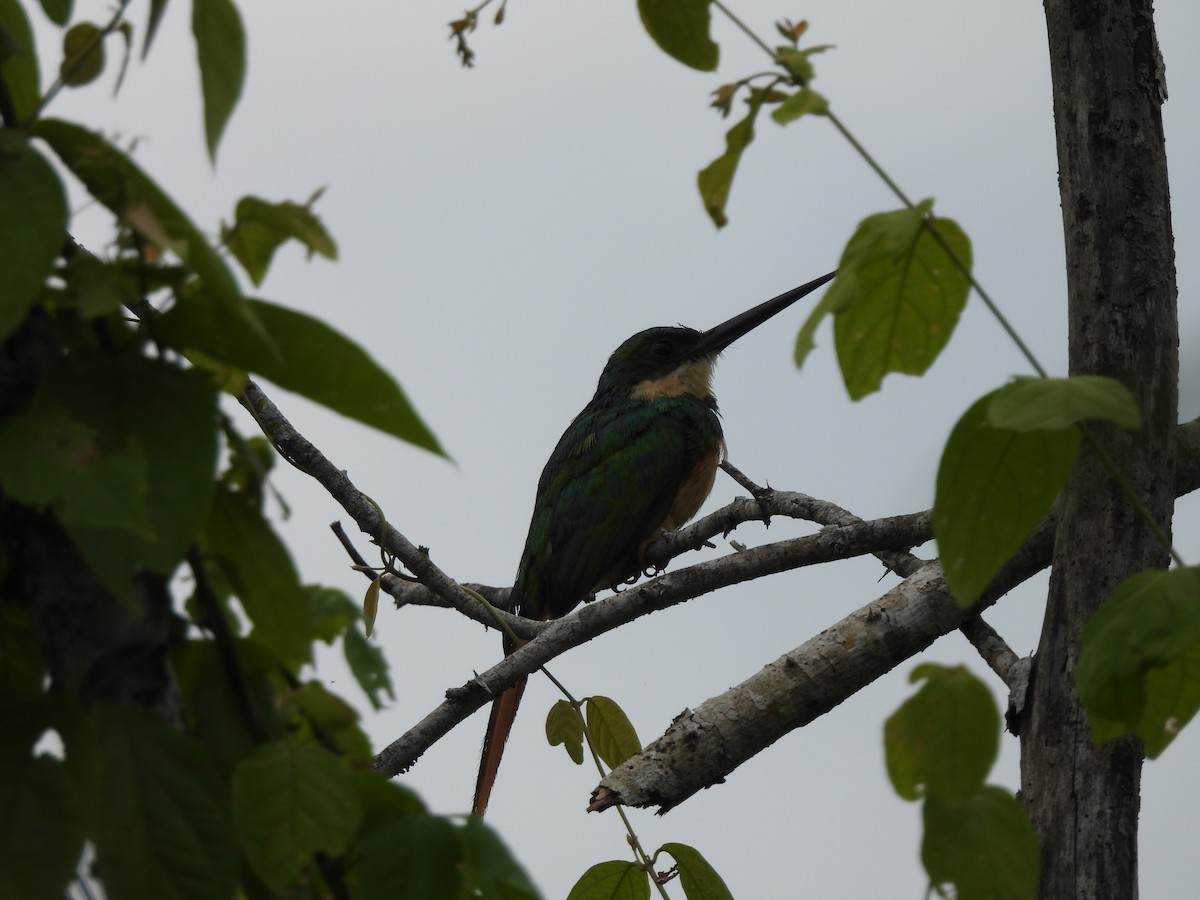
[44,1,1200,896]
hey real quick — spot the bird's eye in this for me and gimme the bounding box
[651,338,675,358]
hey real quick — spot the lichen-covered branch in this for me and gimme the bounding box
[371,510,933,776]
[588,520,1058,814]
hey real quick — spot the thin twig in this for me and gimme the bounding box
[31,0,135,123]
[331,520,374,577]
[957,615,1024,691]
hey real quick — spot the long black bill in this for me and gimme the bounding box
[693,270,837,357]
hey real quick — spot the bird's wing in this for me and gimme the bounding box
[476,398,720,816]
[516,397,720,620]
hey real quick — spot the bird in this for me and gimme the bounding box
[472,270,837,817]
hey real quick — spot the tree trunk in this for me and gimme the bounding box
[1021,1,1178,897]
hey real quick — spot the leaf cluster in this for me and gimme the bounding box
[636,0,1198,789]
[543,696,733,899]
[885,664,1039,900]
[0,3,533,898]
[504,5,1193,894]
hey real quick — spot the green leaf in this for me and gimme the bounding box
[77,358,217,573]
[0,0,40,121]
[161,296,445,454]
[637,0,718,71]
[201,486,313,669]
[173,639,268,776]
[351,807,463,900]
[1137,638,1200,758]
[219,431,276,502]
[884,664,999,805]
[922,786,1040,900]
[60,22,105,87]
[0,130,67,341]
[192,0,245,161]
[232,740,363,892]
[0,404,154,537]
[934,389,1080,606]
[1076,566,1200,757]
[0,693,77,767]
[546,699,585,765]
[0,603,45,691]
[459,817,541,900]
[250,299,443,453]
[586,696,641,769]
[770,87,829,125]
[32,118,277,363]
[0,356,218,604]
[61,254,134,318]
[988,375,1142,431]
[90,704,240,900]
[223,193,339,286]
[794,276,850,368]
[288,681,372,762]
[697,93,766,228]
[362,576,380,637]
[36,0,72,27]
[306,584,359,644]
[0,755,85,900]
[567,860,650,900]
[353,769,426,816]
[142,0,168,59]
[343,626,395,711]
[773,44,834,83]
[659,843,734,900]
[825,202,972,398]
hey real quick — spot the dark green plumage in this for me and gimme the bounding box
[473,270,836,817]
[511,328,725,621]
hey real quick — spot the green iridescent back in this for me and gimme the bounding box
[511,392,723,621]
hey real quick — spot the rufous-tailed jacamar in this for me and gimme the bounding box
[473,270,837,816]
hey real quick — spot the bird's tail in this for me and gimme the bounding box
[472,676,528,817]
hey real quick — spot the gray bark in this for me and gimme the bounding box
[1021,1,1178,897]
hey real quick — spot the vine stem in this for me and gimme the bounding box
[710,2,1187,565]
[711,0,772,56]
[30,0,135,123]
[466,592,670,896]
[545,672,671,899]
[821,109,1038,370]
[1076,427,1186,568]
[714,1,1051,379]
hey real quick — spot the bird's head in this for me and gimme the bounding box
[595,270,837,402]
[598,326,714,401]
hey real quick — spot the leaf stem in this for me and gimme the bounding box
[526,640,668,895]
[30,0,135,123]
[711,0,773,56]
[1075,425,1187,567]
[713,5,1052,378]
[708,4,1185,575]
[823,110,915,207]
[913,210,1049,378]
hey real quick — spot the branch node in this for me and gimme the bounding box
[447,678,490,702]
[588,785,622,813]
[1005,656,1032,736]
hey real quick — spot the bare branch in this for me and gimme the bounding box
[381,497,932,615]
[588,426,1200,814]
[371,510,936,777]
[239,372,1199,798]
[959,615,1025,690]
[240,379,489,623]
[382,576,540,638]
[589,520,1057,814]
